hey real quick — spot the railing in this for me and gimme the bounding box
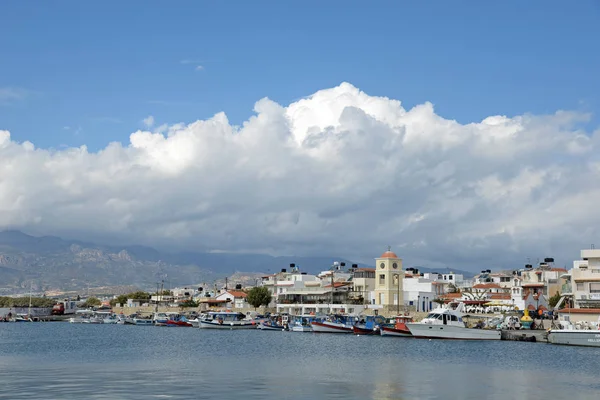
[277,299,364,305]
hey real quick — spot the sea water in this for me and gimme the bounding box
[0,323,599,399]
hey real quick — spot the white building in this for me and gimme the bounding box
[570,249,600,309]
[215,290,250,309]
[402,273,443,312]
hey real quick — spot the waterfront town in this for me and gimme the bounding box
[2,246,600,346]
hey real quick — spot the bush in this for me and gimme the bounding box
[82,297,102,308]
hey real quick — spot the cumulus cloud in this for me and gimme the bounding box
[142,115,155,128]
[0,83,598,270]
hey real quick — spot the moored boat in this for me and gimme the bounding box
[258,321,286,331]
[133,317,154,326]
[353,315,386,335]
[380,315,414,337]
[153,312,169,326]
[69,310,104,324]
[311,315,356,333]
[258,314,287,331]
[289,315,319,332]
[548,318,600,347]
[166,313,193,327]
[406,303,501,340]
[548,329,600,347]
[199,311,258,329]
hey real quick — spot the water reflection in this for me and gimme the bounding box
[1,324,600,399]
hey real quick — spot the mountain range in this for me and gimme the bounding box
[0,230,474,295]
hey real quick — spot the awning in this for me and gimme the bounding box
[484,301,512,307]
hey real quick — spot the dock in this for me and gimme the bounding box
[501,329,548,343]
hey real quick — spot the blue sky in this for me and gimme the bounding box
[1,1,599,151]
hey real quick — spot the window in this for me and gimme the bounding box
[450,315,458,321]
[576,283,584,291]
[393,293,398,305]
[590,283,600,293]
[449,275,453,280]
[379,274,385,285]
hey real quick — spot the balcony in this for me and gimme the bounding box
[572,268,600,282]
[561,283,572,294]
[581,249,600,260]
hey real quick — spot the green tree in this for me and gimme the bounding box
[246,287,271,309]
[110,291,151,307]
[179,299,199,308]
[0,296,55,308]
[129,291,151,300]
[548,291,562,309]
[83,297,102,308]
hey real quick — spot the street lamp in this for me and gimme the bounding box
[394,274,400,315]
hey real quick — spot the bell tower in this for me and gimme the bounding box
[374,246,404,307]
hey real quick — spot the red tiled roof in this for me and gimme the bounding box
[558,308,600,314]
[473,283,502,289]
[551,268,568,272]
[490,293,511,300]
[226,290,248,298]
[440,293,462,299]
[323,282,352,288]
[380,250,399,259]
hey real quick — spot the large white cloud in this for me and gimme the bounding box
[1,83,598,270]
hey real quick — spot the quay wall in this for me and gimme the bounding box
[111,305,276,315]
[0,307,52,317]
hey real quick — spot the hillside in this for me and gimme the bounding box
[0,230,474,295]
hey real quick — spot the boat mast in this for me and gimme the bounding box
[154,281,159,313]
[28,282,32,319]
[330,264,335,314]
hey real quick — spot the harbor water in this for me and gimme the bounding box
[1,323,599,399]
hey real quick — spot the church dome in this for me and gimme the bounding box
[380,250,398,259]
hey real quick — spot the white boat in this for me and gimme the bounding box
[311,315,356,333]
[289,315,318,332]
[548,318,600,347]
[153,312,169,326]
[133,317,154,326]
[69,310,104,324]
[548,329,600,347]
[97,312,119,324]
[198,311,258,329]
[406,303,501,340]
[13,314,34,322]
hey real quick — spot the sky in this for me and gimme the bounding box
[1,1,600,271]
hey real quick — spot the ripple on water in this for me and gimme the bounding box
[0,324,599,399]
